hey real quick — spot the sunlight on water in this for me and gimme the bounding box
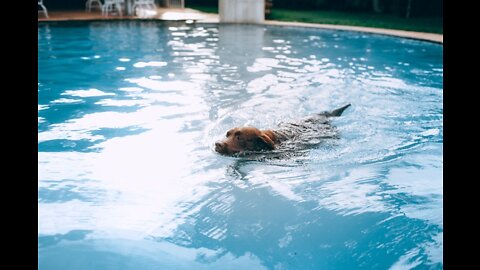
[38,21,442,270]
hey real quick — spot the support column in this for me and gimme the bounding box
[219,0,265,23]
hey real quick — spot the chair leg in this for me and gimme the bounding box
[132,4,137,16]
[117,4,122,16]
[93,1,102,12]
[102,2,124,17]
[40,4,49,18]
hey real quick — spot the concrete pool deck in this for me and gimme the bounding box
[38,9,443,44]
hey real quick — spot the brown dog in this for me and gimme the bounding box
[215,104,351,156]
[214,127,278,155]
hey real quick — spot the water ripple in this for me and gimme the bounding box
[38,21,443,269]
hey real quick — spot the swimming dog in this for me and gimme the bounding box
[214,104,351,156]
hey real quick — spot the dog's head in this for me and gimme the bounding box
[215,127,276,155]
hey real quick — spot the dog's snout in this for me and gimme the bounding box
[214,141,224,152]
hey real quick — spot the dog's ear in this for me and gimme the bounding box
[255,132,275,150]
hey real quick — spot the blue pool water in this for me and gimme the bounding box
[38,21,443,269]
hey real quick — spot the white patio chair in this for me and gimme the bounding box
[132,0,157,16]
[86,0,103,12]
[38,0,49,18]
[102,0,124,16]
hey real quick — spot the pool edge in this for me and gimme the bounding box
[38,17,443,44]
[262,20,443,44]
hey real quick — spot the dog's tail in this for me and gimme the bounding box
[325,104,351,117]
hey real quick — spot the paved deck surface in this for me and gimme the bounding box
[38,8,219,22]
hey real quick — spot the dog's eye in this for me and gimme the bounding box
[226,131,232,137]
[234,131,243,140]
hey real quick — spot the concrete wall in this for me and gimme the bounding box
[219,0,265,23]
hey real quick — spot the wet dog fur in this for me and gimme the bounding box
[215,104,351,156]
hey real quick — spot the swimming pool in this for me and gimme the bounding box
[38,21,443,269]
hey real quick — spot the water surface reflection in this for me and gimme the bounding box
[38,22,442,269]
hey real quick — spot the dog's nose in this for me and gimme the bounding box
[214,141,224,152]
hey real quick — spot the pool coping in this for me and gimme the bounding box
[38,11,443,44]
[263,20,443,44]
